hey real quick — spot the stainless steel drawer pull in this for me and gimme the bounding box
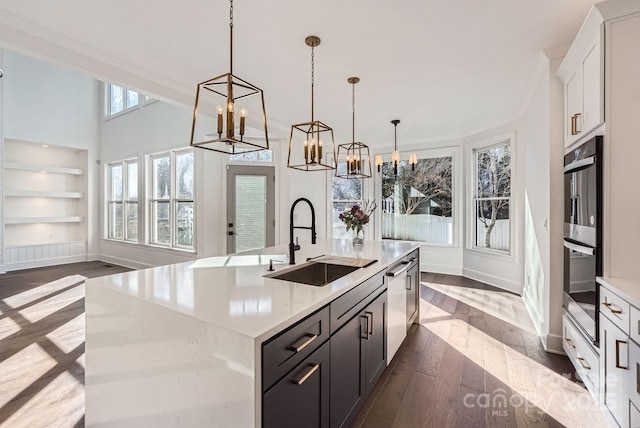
[603,302,623,314]
[288,333,318,353]
[565,337,576,349]
[616,339,628,370]
[406,275,412,291]
[577,356,591,370]
[294,363,320,386]
[361,315,370,340]
[637,362,639,394]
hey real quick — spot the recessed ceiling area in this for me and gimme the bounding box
[0,0,596,146]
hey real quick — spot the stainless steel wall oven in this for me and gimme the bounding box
[563,135,602,346]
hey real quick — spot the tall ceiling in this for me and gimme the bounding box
[0,0,596,147]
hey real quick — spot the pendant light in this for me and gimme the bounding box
[287,36,337,171]
[190,0,269,154]
[374,120,417,175]
[336,77,372,179]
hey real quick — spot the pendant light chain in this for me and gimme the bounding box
[352,81,355,143]
[311,44,315,122]
[229,0,233,71]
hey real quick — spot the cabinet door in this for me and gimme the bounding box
[330,312,366,428]
[263,340,330,428]
[601,314,630,428]
[364,291,387,397]
[630,339,640,412]
[581,34,603,136]
[406,263,418,330]
[565,69,583,147]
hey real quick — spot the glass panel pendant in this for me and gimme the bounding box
[287,36,337,171]
[190,0,269,155]
[336,77,372,179]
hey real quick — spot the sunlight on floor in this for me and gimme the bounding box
[45,312,85,354]
[0,316,21,341]
[0,343,56,408]
[420,292,608,427]
[18,283,84,324]
[426,281,537,334]
[3,275,86,309]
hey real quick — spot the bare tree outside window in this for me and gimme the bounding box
[474,143,511,251]
[381,156,453,244]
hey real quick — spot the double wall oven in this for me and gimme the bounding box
[563,135,602,346]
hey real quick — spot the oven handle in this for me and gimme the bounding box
[563,156,595,174]
[563,239,595,256]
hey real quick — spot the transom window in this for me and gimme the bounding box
[104,83,155,118]
[473,142,511,252]
[148,149,195,250]
[106,159,138,242]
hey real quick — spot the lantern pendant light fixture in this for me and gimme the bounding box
[190,0,269,154]
[374,120,417,175]
[336,77,372,179]
[287,36,337,171]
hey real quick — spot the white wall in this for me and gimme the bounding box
[519,51,565,353]
[0,49,101,263]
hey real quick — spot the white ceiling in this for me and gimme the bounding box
[0,0,596,148]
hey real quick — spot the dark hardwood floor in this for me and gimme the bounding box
[0,264,605,428]
[353,273,606,428]
[0,261,131,428]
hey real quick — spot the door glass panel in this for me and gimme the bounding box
[235,175,266,252]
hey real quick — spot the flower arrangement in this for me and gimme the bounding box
[339,200,377,235]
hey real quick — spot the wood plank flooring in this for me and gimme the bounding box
[353,273,608,428]
[1,265,607,428]
[0,262,131,428]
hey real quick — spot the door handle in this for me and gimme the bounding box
[615,339,628,370]
[365,311,374,336]
[574,113,582,134]
[406,274,412,291]
[361,314,369,340]
[293,363,320,386]
[571,114,577,135]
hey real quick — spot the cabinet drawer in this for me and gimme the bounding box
[600,286,630,334]
[631,306,640,345]
[632,401,640,428]
[330,270,385,334]
[563,314,599,397]
[263,340,330,428]
[262,306,330,391]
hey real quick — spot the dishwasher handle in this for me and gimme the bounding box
[387,261,411,277]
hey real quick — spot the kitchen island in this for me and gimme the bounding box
[85,238,419,427]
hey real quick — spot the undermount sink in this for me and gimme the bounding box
[267,262,360,286]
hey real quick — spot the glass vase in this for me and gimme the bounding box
[352,228,364,246]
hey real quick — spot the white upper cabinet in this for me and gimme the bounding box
[559,28,603,148]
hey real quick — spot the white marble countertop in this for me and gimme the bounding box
[597,276,640,308]
[86,238,419,342]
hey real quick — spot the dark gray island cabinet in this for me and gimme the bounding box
[262,270,388,428]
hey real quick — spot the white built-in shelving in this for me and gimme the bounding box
[2,139,88,269]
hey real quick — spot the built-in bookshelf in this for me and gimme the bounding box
[3,139,88,269]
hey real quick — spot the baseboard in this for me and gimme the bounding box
[98,255,153,270]
[544,333,565,355]
[522,291,544,337]
[462,267,522,295]
[1,255,87,272]
[421,262,462,276]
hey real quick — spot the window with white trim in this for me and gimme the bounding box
[331,163,363,239]
[107,159,139,241]
[148,149,195,249]
[473,142,511,252]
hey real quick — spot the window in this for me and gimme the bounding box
[473,142,511,252]
[229,149,273,162]
[149,149,195,249]
[104,83,154,118]
[380,155,453,244]
[107,159,138,242]
[332,163,363,239]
